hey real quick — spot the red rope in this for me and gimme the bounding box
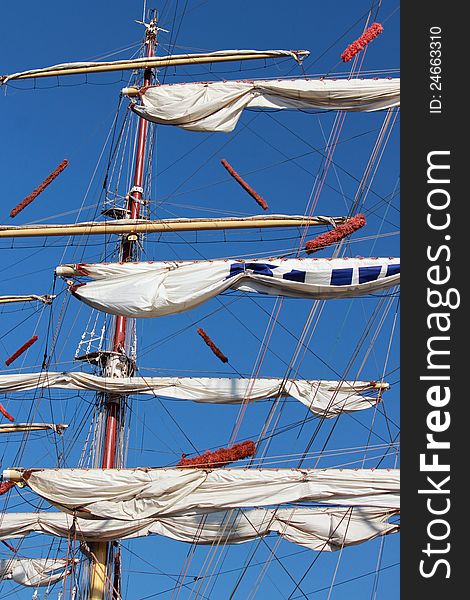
[177,440,256,468]
[197,328,228,363]
[5,335,38,366]
[341,23,384,62]
[220,159,269,210]
[10,159,69,218]
[305,214,366,253]
[0,403,15,422]
[1,540,18,553]
[0,481,16,495]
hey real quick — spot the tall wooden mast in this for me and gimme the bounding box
[88,15,157,600]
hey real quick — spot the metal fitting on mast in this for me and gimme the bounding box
[135,14,167,46]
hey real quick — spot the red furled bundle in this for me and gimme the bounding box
[5,335,38,366]
[10,159,69,218]
[0,403,15,422]
[305,214,366,253]
[177,440,256,468]
[197,328,228,363]
[341,23,384,62]
[220,159,268,210]
[0,481,16,495]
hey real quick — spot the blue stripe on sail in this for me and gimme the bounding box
[386,263,400,277]
[331,268,353,286]
[358,266,382,284]
[226,262,279,280]
[282,269,306,283]
[227,263,245,279]
[246,263,278,276]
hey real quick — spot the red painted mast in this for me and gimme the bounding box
[89,17,157,600]
[102,21,156,471]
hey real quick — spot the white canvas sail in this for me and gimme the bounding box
[57,257,400,318]
[0,373,385,418]
[0,558,74,587]
[130,78,400,132]
[3,468,400,519]
[0,507,399,551]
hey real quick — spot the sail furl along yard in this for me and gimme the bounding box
[57,257,400,318]
[127,77,400,132]
[0,507,399,551]
[3,467,400,518]
[0,372,387,417]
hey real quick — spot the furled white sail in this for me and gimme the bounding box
[130,78,400,132]
[0,558,74,587]
[0,507,399,551]
[3,468,400,519]
[57,257,400,318]
[0,372,385,418]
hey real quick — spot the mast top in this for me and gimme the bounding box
[139,13,159,45]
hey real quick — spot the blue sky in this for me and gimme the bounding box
[0,1,399,598]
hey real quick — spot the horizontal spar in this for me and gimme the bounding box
[0,423,67,434]
[0,215,346,239]
[1,50,310,82]
[0,295,54,305]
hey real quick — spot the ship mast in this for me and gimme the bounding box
[88,14,157,600]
